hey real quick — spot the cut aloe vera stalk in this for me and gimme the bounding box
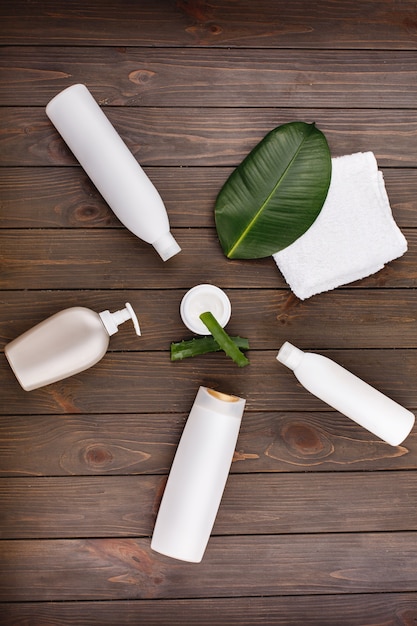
[199,311,250,367]
[171,335,249,361]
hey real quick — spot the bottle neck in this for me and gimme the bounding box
[152,232,181,261]
[276,342,304,370]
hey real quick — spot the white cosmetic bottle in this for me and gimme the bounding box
[151,386,246,562]
[46,83,181,261]
[5,303,141,391]
[277,341,415,446]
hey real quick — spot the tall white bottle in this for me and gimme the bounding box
[5,303,141,391]
[151,386,246,562]
[277,341,415,446]
[46,84,181,261]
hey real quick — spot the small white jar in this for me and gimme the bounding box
[180,284,231,335]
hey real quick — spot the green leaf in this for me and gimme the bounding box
[170,335,249,361]
[199,311,250,367]
[214,121,332,259]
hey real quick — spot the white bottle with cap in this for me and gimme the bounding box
[151,386,246,562]
[46,84,181,261]
[277,341,415,446]
[5,303,141,391]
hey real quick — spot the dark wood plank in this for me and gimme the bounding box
[2,0,417,49]
[3,107,417,167]
[1,410,415,477]
[2,594,417,626]
[1,533,416,601]
[0,228,415,290]
[3,48,417,108]
[2,289,417,350]
[1,472,417,538]
[1,349,415,415]
[0,228,277,289]
[1,166,417,228]
[0,166,219,229]
[0,413,184,477]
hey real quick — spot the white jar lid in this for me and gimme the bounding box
[180,284,232,335]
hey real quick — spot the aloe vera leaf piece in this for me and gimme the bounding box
[199,311,250,367]
[171,335,250,361]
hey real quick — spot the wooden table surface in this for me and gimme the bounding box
[1,1,417,624]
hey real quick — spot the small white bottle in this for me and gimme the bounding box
[151,386,246,562]
[277,341,415,446]
[46,84,181,261]
[5,303,141,391]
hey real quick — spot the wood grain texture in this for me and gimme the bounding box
[1,166,417,228]
[1,472,417,538]
[1,534,417,601]
[2,595,417,626]
[1,350,416,415]
[3,107,417,167]
[2,289,417,349]
[3,48,417,108]
[2,0,417,49]
[1,0,417,620]
[1,411,415,478]
[0,228,415,289]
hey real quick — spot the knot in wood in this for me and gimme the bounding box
[129,69,156,85]
[282,422,331,458]
[85,444,114,468]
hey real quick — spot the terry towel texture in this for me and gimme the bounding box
[273,151,408,300]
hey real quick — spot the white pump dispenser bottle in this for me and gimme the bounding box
[277,341,415,446]
[151,386,246,562]
[5,303,141,391]
[46,84,181,261]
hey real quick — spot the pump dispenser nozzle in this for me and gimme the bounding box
[99,302,141,336]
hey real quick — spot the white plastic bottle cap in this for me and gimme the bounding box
[180,284,232,335]
[276,341,304,370]
[152,232,181,261]
[99,302,141,336]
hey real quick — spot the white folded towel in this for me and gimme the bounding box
[273,151,408,300]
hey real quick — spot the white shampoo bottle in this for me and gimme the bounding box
[151,386,246,562]
[5,303,141,391]
[46,83,181,261]
[277,341,415,446]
